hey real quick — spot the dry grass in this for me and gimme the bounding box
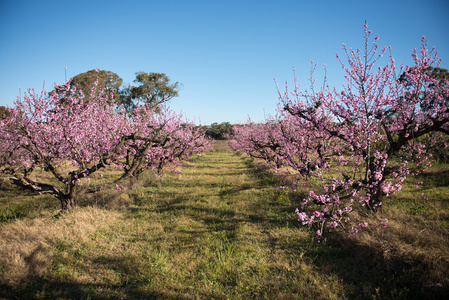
[0,207,121,285]
[0,140,448,299]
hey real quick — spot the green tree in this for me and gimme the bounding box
[54,69,122,105]
[399,67,449,162]
[0,106,11,119]
[205,122,233,140]
[119,72,181,112]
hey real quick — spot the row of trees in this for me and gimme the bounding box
[0,71,212,211]
[229,23,449,237]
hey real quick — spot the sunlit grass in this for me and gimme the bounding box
[0,140,448,299]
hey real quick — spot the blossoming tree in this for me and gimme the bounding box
[0,74,211,211]
[116,103,212,187]
[0,80,128,211]
[231,23,449,236]
[285,24,449,235]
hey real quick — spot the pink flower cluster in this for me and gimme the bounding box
[229,22,448,237]
[0,75,212,210]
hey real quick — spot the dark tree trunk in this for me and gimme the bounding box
[8,176,78,212]
[60,195,76,212]
[368,188,383,212]
[60,183,77,212]
[116,170,139,189]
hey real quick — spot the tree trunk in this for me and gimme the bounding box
[366,178,385,212]
[60,195,76,212]
[60,184,77,212]
[366,158,387,212]
[116,170,139,189]
[368,190,383,212]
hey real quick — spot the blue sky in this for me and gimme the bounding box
[1,0,448,125]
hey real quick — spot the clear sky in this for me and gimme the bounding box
[1,0,448,125]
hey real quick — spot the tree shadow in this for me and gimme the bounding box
[0,277,186,299]
[419,169,449,188]
[298,233,449,300]
[8,151,448,298]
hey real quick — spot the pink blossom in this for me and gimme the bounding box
[227,23,448,239]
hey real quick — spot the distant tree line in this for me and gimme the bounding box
[202,122,234,140]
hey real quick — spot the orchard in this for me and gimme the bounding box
[230,23,449,238]
[1,22,449,299]
[0,72,212,211]
[0,23,448,236]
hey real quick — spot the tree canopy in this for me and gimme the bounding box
[0,106,11,119]
[54,69,122,105]
[204,122,233,140]
[52,70,180,113]
[119,72,181,112]
[0,81,210,211]
[229,26,449,238]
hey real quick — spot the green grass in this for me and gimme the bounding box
[0,140,448,299]
[0,179,60,223]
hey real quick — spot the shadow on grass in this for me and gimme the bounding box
[419,169,449,188]
[0,281,117,300]
[4,151,448,299]
[235,155,449,299]
[303,232,449,300]
[0,279,184,300]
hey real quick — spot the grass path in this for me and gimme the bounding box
[1,141,448,299]
[90,144,335,299]
[0,142,344,299]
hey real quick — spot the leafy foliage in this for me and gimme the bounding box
[204,122,234,140]
[399,66,449,111]
[53,69,122,105]
[119,72,180,112]
[0,106,11,119]
[52,70,180,113]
